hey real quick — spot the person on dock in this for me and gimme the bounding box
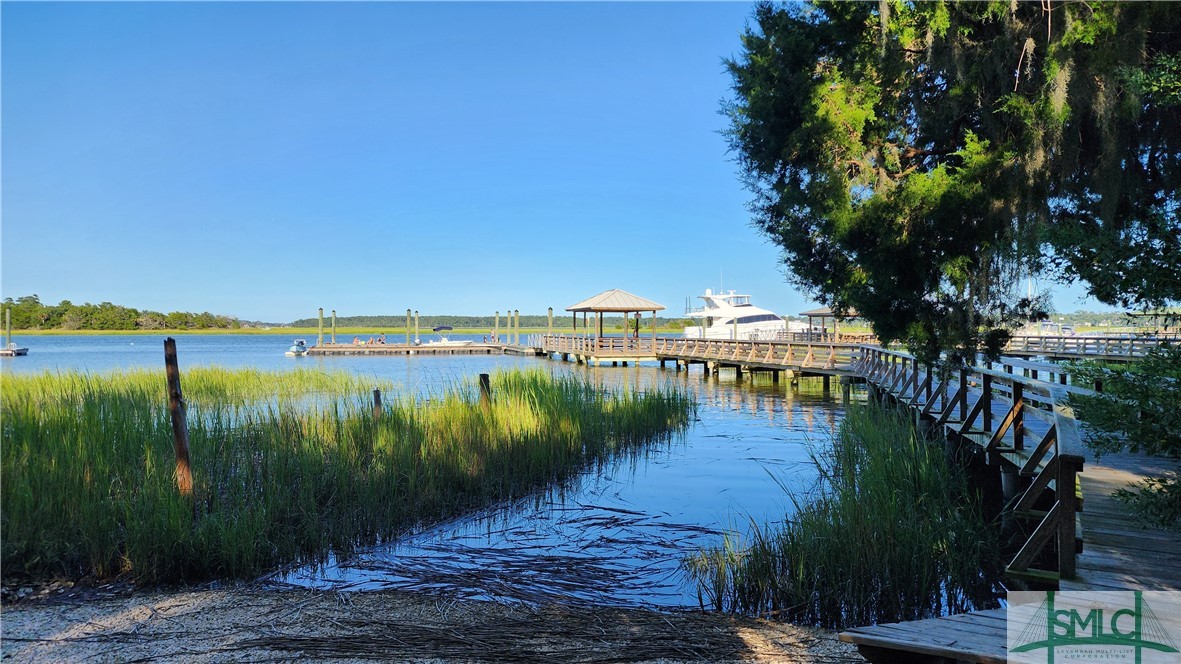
[352,336,361,345]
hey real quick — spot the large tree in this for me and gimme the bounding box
[726,1,1181,361]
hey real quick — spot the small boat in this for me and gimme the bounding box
[426,326,473,347]
[683,288,790,340]
[0,343,29,357]
[285,339,309,356]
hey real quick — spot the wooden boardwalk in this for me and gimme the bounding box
[306,343,543,357]
[532,334,1179,663]
[832,348,1181,662]
[840,608,1010,664]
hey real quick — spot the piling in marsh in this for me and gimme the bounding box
[1,367,693,583]
[685,403,1002,628]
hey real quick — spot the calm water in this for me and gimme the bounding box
[2,334,848,609]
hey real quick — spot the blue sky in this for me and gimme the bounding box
[2,2,1113,323]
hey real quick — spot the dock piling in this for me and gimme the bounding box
[331,310,337,344]
[514,309,520,345]
[405,310,411,345]
[317,308,324,347]
[479,373,491,410]
[414,310,419,344]
[163,338,193,497]
[372,388,382,420]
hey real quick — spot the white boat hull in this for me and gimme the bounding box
[683,321,786,341]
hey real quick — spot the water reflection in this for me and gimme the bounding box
[278,364,849,609]
[3,335,850,609]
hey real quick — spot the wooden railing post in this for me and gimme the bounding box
[164,338,193,497]
[958,368,968,422]
[1058,454,1084,579]
[1012,382,1024,450]
[982,373,992,430]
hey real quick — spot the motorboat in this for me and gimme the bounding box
[285,339,309,356]
[683,289,790,340]
[426,326,473,347]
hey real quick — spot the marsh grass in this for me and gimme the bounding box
[2,367,693,583]
[685,403,1002,628]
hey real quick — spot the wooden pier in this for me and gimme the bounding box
[536,332,1180,663]
[305,342,543,357]
[834,347,1181,663]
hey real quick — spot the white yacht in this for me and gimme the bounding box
[682,289,789,340]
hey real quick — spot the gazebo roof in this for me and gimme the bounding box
[566,289,665,313]
[799,306,861,318]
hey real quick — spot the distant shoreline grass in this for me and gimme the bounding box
[2,367,694,584]
[9,327,687,337]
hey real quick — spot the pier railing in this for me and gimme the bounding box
[855,346,1085,582]
[654,337,863,371]
[1003,333,1178,359]
[540,334,659,356]
[539,335,866,371]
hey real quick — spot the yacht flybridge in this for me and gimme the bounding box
[682,289,788,340]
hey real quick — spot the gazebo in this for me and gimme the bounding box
[798,306,861,340]
[566,289,665,350]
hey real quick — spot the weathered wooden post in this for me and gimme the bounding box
[1012,381,1024,451]
[514,309,520,345]
[547,307,553,340]
[732,317,739,341]
[372,388,382,420]
[331,310,337,345]
[1057,454,1085,579]
[4,308,10,348]
[405,309,411,345]
[317,308,324,347]
[479,373,491,410]
[982,373,993,430]
[495,311,500,342]
[163,338,193,497]
[414,310,420,344]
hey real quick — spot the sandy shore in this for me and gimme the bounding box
[1,584,864,663]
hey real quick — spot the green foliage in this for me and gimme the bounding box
[1113,474,1181,532]
[1,367,693,583]
[1068,344,1181,459]
[725,1,1180,361]
[1069,344,1181,530]
[2,295,239,331]
[685,403,1001,627]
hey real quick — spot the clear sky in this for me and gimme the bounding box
[1,2,1113,323]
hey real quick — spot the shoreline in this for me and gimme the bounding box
[0,584,863,663]
[5,327,687,337]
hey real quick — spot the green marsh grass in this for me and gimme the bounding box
[2,367,693,583]
[685,403,1002,628]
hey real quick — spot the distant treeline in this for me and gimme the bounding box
[290,314,689,330]
[3,295,241,331]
